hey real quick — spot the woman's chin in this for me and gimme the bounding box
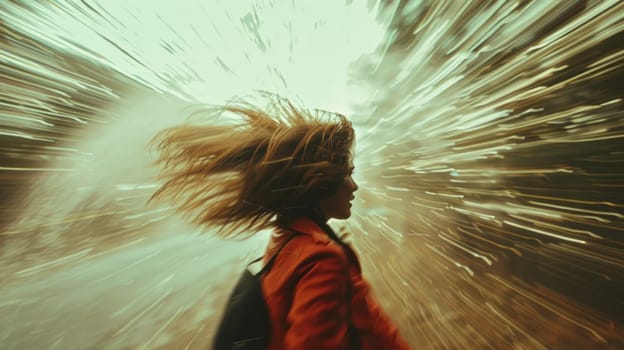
[326,205,352,220]
[338,209,352,220]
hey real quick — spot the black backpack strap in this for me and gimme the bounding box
[250,232,299,276]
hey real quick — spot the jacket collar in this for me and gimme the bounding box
[285,216,362,272]
[281,216,332,244]
[273,216,362,272]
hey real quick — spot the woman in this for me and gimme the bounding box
[149,94,411,350]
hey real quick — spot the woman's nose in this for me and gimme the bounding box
[350,177,359,192]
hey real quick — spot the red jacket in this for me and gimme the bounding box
[261,217,411,350]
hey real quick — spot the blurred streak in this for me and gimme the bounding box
[1,0,624,349]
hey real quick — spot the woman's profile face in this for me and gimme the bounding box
[319,169,358,220]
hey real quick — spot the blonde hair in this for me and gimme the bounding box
[149,94,354,237]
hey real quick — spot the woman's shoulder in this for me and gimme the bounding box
[263,232,348,294]
[281,231,345,256]
[270,230,348,270]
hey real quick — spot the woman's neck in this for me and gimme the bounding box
[311,207,328,223]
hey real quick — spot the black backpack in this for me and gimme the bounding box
[212,234,298,350]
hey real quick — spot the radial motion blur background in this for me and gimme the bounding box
[1,0,623,349]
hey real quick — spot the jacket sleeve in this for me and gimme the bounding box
[284,247,351,350]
